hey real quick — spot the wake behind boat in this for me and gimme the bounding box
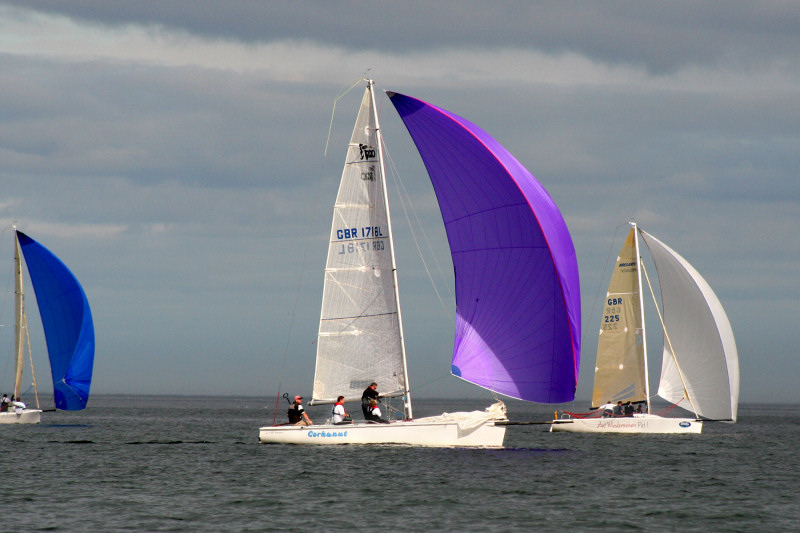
[551,222,739,434]
[1,228,95,424]
[259,80,581,446]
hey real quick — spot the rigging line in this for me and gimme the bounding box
[564,223,625,413]
[381,134,454,318]
[406,372,451,394]
[373,82,454,315]
[272,81,359,404]
[23,311,40,409]
[640,260,700,417]
[581,223,626,346]
[324,77,368,157]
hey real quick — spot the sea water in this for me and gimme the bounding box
[1,396,797,532]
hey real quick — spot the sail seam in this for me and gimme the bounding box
[321,311,397,321]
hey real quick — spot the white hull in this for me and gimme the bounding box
[260,418,506,447]
[550,414,702,434]
[0,409,42,424]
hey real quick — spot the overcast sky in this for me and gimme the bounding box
[0,2,797,405]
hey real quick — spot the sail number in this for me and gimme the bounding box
[336,226,383,240]
[338,240,385,254]
[602,299,623,330]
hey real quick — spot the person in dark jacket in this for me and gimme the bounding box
[361,383,381,420]
[624,401,635,417]
[287,396,313,426]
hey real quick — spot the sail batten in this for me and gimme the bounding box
[388,91,581,404]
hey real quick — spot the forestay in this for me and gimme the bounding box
[388,92,580,403]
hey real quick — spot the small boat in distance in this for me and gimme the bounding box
[1,227,95,424]
[551,222,739,434]
[259,79,581,446]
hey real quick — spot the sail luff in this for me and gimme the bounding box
[640,259,700,418]
[633,223,651,413]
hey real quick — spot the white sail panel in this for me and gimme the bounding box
[592,228,647,407]
[312,86,406,403]
[641,231,739,421]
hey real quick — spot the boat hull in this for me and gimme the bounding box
[0,409,42,424]
[550,414,702,434]
[259,419,506,447]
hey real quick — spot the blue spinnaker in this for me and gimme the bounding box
[388,92,580,403]
[17,231,94,410]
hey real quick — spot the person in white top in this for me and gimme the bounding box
[598,401,615,418]
[12,397,26,414]
[331,396,350,424]
[368,399,388,423]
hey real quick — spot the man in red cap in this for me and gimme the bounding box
[288,395,313,426]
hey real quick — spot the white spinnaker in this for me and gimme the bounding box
[641,231,739,421]
[311,85,406,403]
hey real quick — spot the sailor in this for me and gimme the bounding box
[287,396,312,426]
[331,396,351,424]
[368,399,388,423]
[0,394,10,413]
[12,396,26,414]
[624,401,635,417]
[361,382,381,420]
[598,401,615,418]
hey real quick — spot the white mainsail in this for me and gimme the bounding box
[640,230,740,421]
[311,82,408,406]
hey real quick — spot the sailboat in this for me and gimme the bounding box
[259,79,581,446]
[551,222,738,434]
[1,228,95,424]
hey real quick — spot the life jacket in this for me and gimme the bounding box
[287,404,303,423]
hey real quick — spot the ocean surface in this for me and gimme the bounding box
[1,396,797,532]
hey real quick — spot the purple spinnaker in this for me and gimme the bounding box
[388,92,580,403]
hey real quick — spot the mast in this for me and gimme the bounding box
[13,229,25,400]
[632,222,651,414]
[369,80,413,420]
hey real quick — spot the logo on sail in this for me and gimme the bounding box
[361,165,376,181]
[359,144,376,160]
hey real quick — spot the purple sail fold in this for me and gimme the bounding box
[388,92,580,403]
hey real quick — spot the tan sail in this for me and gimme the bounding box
[591,228,647,407]
[13,234,25,399]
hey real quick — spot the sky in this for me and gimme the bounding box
[0,1,797,405]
